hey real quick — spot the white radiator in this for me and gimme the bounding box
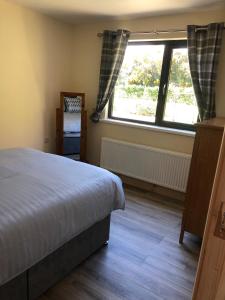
[100,137,191,192]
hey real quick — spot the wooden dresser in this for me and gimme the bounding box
[179,118,225,243]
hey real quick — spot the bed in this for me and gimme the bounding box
[63,112,81,155]
[0,148,125,300]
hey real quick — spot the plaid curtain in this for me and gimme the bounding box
[90,29,130,122]
[187,23,224,121]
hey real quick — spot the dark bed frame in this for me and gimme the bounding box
[0,215,110,300]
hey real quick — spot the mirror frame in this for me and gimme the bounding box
[56,91,87,162]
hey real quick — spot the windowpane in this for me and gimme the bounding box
[111,44,165,123]
[163,48,198,124]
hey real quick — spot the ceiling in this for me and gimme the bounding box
[10,0,225,24]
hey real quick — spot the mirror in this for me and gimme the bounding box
[56,92,87,162]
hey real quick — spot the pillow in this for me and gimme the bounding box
[64,96,81,113]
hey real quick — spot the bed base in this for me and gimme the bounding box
[0,215,110,300]
[63,136,80,155]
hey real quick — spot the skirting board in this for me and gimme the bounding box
[118,174,185,202]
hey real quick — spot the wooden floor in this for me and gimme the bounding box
[39,187,201,300]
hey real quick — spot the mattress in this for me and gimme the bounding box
[64,132,80,138]
[64,112,81,133]
[0,148,125,286]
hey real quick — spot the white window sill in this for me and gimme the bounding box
[100,118,196,138]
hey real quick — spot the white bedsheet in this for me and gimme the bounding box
[0,148,125,285]
[64,112,81,133]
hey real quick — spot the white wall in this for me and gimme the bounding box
[0,0,74,152]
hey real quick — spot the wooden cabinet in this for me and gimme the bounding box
[179,118,225,243]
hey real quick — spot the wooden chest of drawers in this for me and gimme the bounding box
[180,118,225,243]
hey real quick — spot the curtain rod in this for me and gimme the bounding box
[97,26,225,37]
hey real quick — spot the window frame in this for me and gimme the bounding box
[108,39,197,131]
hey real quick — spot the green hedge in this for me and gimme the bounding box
[115,84,196,105]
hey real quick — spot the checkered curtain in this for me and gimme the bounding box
[90,29,130,122]
[187,23,224,121]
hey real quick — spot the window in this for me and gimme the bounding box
[108,40,198,131]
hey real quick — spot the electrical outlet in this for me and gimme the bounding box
[44,138,49,144]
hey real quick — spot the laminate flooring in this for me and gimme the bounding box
[39,187,201,300]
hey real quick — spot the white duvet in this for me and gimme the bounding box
[0,148,125,285]
[64,112,81,133]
